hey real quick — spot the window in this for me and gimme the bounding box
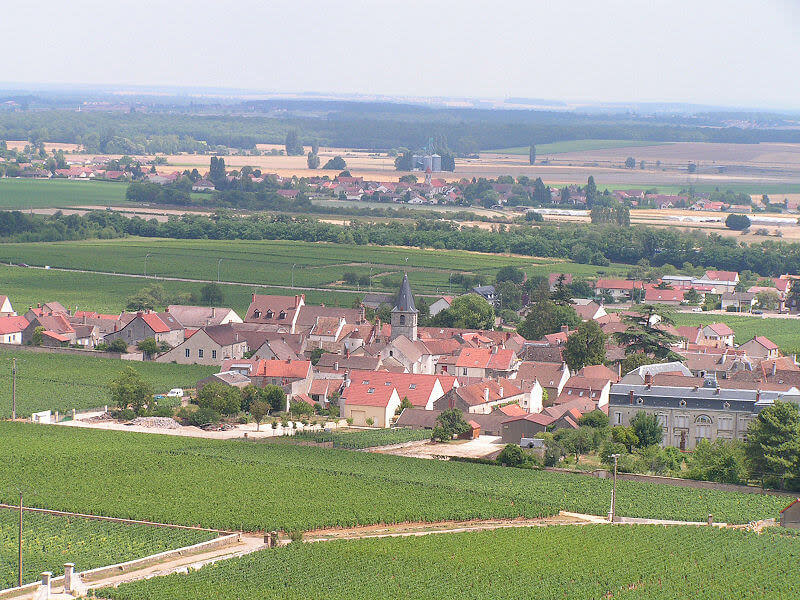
[409,384,417,390]
[253,310,261,318]
[656,413,667,427]
[675,415,689,428]
[279,311,286,319]
[266,310,274,319]
[198,349,204,358]
[399,315,406,325]
[695,415,712,425]
[462,368,468,376]
[614,412,622,425]
[367,388,375,394]
[362,380,370,385]
[718,417,733,431]
[212,350,217,359]
[185,349,190,358]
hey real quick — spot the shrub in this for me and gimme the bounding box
[188,407,220,427]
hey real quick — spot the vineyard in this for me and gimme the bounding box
[0,348,216,418]
[0,238,626,296]
[98,525,800,599]
[0,423,787,532]
[291,427,431,449]
[0,178,129,209]
[0,509,214,589]
[671,312,800,355]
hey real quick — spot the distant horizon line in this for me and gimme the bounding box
[0,81,798,115]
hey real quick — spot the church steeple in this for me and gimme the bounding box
[391,272,418,341]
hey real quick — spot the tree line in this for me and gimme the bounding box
[4,209,800,277]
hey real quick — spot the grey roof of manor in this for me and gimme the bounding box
[393,273,417,313]
[609,383,800,413]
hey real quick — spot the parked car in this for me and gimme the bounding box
[167,388,184,398]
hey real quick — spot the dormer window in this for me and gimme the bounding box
[362,380,370,385]
[367,388,375,394]
[253,310,261,318]
[409,384,416,389]
[279,311,286,319]
[266,310,274,319]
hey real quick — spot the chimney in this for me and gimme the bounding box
[560,325,569,334]
[499,386,504,397]
[211,307,216,318]
[492,346,498,354]
[252,293,256,301]
[756,390,761,402]
[772,361,777,376]
[165,306,169,313]
[484,388,490,402]
[629,390,634,404]
[294,295,300,307]
[715,387,721,395]
[82,314,86,325]
[334,361,339,371]
[137,311,143,317]
[644,373,652,389]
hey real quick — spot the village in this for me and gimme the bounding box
[2,264,799,459]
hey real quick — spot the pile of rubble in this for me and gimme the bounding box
[129,416,182,429]
[83,412,115,423]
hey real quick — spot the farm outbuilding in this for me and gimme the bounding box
[780,498,800,529]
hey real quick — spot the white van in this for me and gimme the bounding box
[167,388,184,398]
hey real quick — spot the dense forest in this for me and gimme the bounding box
[1,209,797,277]
[4,101,800,154]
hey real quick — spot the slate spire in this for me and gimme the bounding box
[393,272,417,313]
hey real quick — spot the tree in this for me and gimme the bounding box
[497,444,527,467]
[495,281,522,311]
[309,348,326,365]
[585,176,597,208]
[197,382,243,415]
[725,213,751,231]
[610,425,639,452]
[307,151,320,169]
[532,177,550,205]
[625,157,636,169]
[528,144,536,165]
[199,282,224,305]
[240,385,261,413]
[110,366,153,415]
[209,156,226,189]
[290,399,314,417]
[613,304,682,360]
[619,353,661,374]
[395,396,413,415]
[137,338,159,358]
[630,411,662,448]
[432,408,470,442]
[578,410,609,429]
[250,399,269,431]
[107,338,129,353]
[31,326,44,346]
[496,265,525,284]
[322,156,346,170]
[687,439,747,484]
[687,162,697,173]
[517,301,580,341]
[745,400,800,489]
[431,295,495,330]
[262,384,287,414]
[284,129,303,156]
[684,288,701,305]
[563,321,606,371]
[756,290,780,310]
[550,274,572,305]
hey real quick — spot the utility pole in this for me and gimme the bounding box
[18,490,23,587]
[291,264,296,289]
[144,253,152,278]
[11,358,16,420]
[610,453,620,523]
[217,258,223,283]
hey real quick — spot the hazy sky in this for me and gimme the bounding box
[4,0,800,108]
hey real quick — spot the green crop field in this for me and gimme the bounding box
[0,238,624,298]
[0,423,787,531]
[486,139,660,155]
[672,312,800,354]
[99,525,800,600]
[0,179,130,209]
[0,264,355,317]
[291,427,431,449]
[0,348,216,418]
[0,510,214,589]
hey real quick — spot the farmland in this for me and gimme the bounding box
[99,525,800,600]
[0,264,355,317]
[291,427,431,449]
[0,423,787,532]
[0,238,627,297]
[0,178,129,209]
[0,348,216,418]
[671,312,800,354]
[0,510,215,589]
[485,139,660,155]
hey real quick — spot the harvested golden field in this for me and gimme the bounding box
[6,139,81,152]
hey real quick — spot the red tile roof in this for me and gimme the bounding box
[644,288,685,303]
[752,336,779,351]
[0,316,28,335]
[705,323,734,337]
[141,313,170,333]
[704,270,738,282]
[255,360,311,379]
[455,347,515,370]
[595,279,642,290]
[344,370,455,407]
